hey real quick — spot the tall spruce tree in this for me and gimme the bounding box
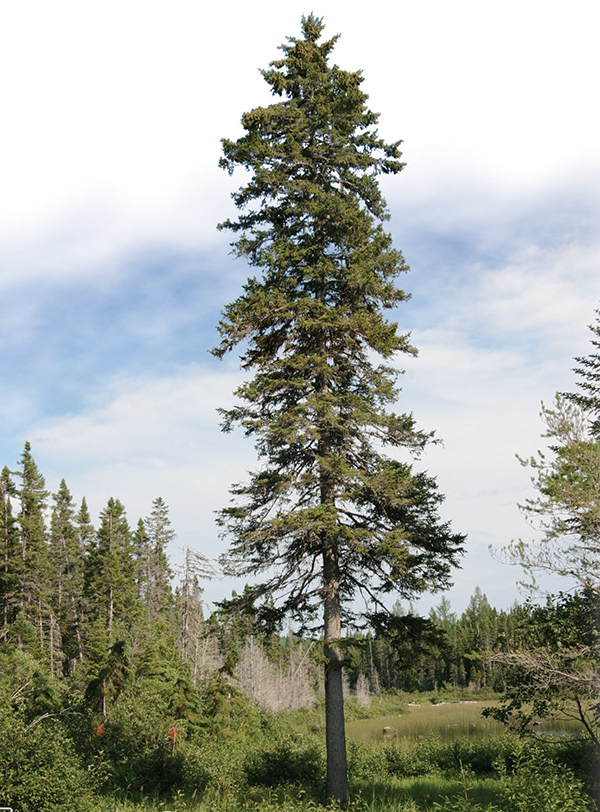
[142,497,175,623]
[85,498,138,647]
[0,466,19,640]
[214,15,465,802]
[49,480,85,672]
[15,442,52,651]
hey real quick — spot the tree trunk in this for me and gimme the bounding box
[323,545,348,804]
[108,588,113,644]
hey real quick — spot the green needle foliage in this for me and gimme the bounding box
[565,308,600,437]
[214,14,465,803]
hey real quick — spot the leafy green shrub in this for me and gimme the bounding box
[180,744,212,795]
[381,739,432,777]
[553,736,599,789]
[346,738,387,780]
[181,737,247,794]
[441,734,519,774]
[497,740,595,812]
[376,732,521,780]
[244,736,325,786]
[83,685,185,796]
[0,710,92,812]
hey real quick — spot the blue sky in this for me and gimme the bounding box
[1,0,599,615]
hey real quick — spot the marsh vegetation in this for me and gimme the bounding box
[346,699,587,745]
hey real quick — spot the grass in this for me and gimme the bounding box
[345,700,504,744]
[103,773,507,811]
[345,695,587,746]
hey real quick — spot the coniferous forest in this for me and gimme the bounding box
[2,14,599,812]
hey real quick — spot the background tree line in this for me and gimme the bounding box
[1,441,595,708]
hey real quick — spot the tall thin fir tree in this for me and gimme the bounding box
[76,496,96,658]
[85,498,138,648]
[133,518,151,610]
[142,497,175,623]
[49,479,85,672]
[214,16,465,803]
[0,466,18,641]
[15,442,52,652]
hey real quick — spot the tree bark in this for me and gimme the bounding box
[323,545,348,804]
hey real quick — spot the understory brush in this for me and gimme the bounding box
[347,732,518,779]
[2,687,596,812]
[103,730,597,811]
[0,707,94,812]
[495,739,597,812]
[101,751,596,812]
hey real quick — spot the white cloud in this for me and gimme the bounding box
[473,243,600,345]
[28,367,252,555]
[2,0,598,285]
[397,235,600,609]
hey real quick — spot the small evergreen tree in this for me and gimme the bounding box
[214,15,465,802]
[564,308,600,435]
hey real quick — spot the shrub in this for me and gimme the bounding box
[244,737,325,786]
[444,734,518,774]
[374,732,522,780]
[82,685,185,796]
[346,739,387,780]
[381,739,432,777]
[181,737,247,794]
[497,740,595,812]
[0,711,92,812]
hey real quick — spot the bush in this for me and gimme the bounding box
[497,740,595,812]
[244,737,325,786]
[81,685,185,796]
[182,737,247,794]
[368,733,521,780]
[442,734,519,774]
[346,738,387,780]
[0,710,93,812]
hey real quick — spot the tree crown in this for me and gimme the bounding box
[214,16,464,631]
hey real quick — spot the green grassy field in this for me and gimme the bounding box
[346,700,504,743]
[345,698,586,745]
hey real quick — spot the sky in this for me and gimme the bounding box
[1,0,599,617]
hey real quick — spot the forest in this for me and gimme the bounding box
[2,12,599,812]
[0,443,598,810]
